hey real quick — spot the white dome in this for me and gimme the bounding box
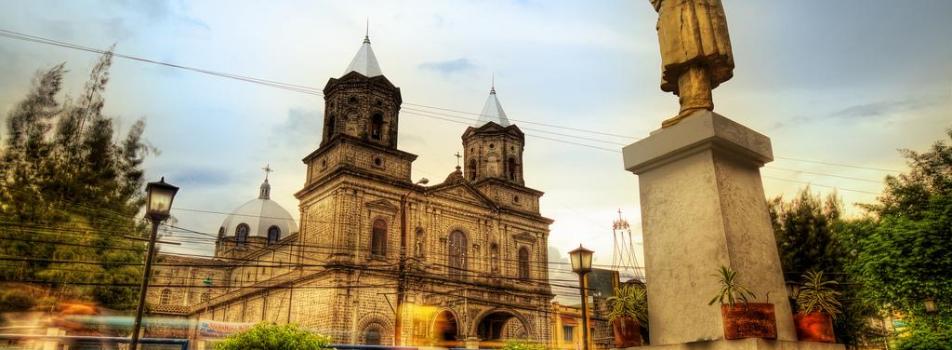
[218,180,297,240]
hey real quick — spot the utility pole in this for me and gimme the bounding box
[395,194,408,346]
[394,178,427,346]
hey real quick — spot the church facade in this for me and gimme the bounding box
[148,34,554,348]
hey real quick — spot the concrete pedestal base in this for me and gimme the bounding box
[623,111,799,345]
[621,339,844,350]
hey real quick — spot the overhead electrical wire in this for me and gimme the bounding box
[0,28,904,175]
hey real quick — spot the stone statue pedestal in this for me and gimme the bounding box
[621,111,843,350]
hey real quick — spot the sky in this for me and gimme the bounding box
[0,1,950,293]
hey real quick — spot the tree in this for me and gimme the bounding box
[768,188,843,276]
[769,188,877,346]
[215,323,332,350]
[851,129,952,342]
[0,50,152,310]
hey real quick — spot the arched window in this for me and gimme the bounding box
[267,226,281,245]
[507,157,518,181]
[415,228,425,258]
[370,113,384,140]
[217,227,225,240]
[518,247,530,280]
[448,230,467,279]
[363,324,383,345]
[326,115,336,139]
[468,159,477,180]
[160,289,171,305]
[490,243,500,273]
[235,224,249,244]
[371,219,387,257]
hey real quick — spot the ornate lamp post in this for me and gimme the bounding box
[130,177,178,350]
[569,244,594,350]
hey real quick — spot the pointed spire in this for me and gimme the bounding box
[476,78,510,127]
[345,26,383,77]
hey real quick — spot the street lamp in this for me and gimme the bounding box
[924,297,938,315]
[569,244,594,350]
[394,177,428,346]
[131,177,178,350]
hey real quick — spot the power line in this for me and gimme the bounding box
[0,27,906,175]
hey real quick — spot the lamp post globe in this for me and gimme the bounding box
[145,177,179,221]
[924,297,938,315]
[569,244,594,274]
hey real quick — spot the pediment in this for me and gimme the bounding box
[366,198,398,212]
[512,231,536,243]
[428,183,497,210]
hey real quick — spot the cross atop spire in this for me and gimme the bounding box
[364,18,370,44]
[490,73,496,95]
[262,163,274,181]
[454,152,462,167]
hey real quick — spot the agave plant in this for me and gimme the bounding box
[607,283,648,323]
[708,266,757,308]
[795,270,842,318]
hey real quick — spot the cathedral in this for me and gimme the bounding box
[148,34,554,348]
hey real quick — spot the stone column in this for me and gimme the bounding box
[623,111,808,347]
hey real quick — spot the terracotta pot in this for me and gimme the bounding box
[612,316,643,348]
[720,303,777,340]
[794,312,835,343]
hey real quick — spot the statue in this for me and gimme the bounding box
[650,0,734,127]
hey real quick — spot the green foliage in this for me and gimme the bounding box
[770,188,878,345]
[795,271,842,318]
[500,340,547,350]
[849,130,952,335]
[607,283,648,323]
[708,266,756,308]
[0,289,35,312]
[768,188,843,276]
[214,323,332,350]
[0,49,152,310]
[894,324,952,350]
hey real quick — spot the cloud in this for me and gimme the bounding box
[271,108,323,149]
[170,167,233,187]
[418,58,478,75]
[829,96,942,120]
[774,96,944,129]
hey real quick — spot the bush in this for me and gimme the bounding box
[501,341,546,350]
[895,327,952,350]
[0,290,35,312]
[214,323,332,350]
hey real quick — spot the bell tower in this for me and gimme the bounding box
[303,34,417,187]
[320,34,402,149]
[462,85,525,185]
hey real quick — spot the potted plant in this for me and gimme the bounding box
[708,266,778,340]
[792,271,841,342]
[607,283,648,347]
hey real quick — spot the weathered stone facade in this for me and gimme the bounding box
[147,37,554,348]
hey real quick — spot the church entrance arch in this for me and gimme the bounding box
[433,309,460,347]
[473,309,530,345]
